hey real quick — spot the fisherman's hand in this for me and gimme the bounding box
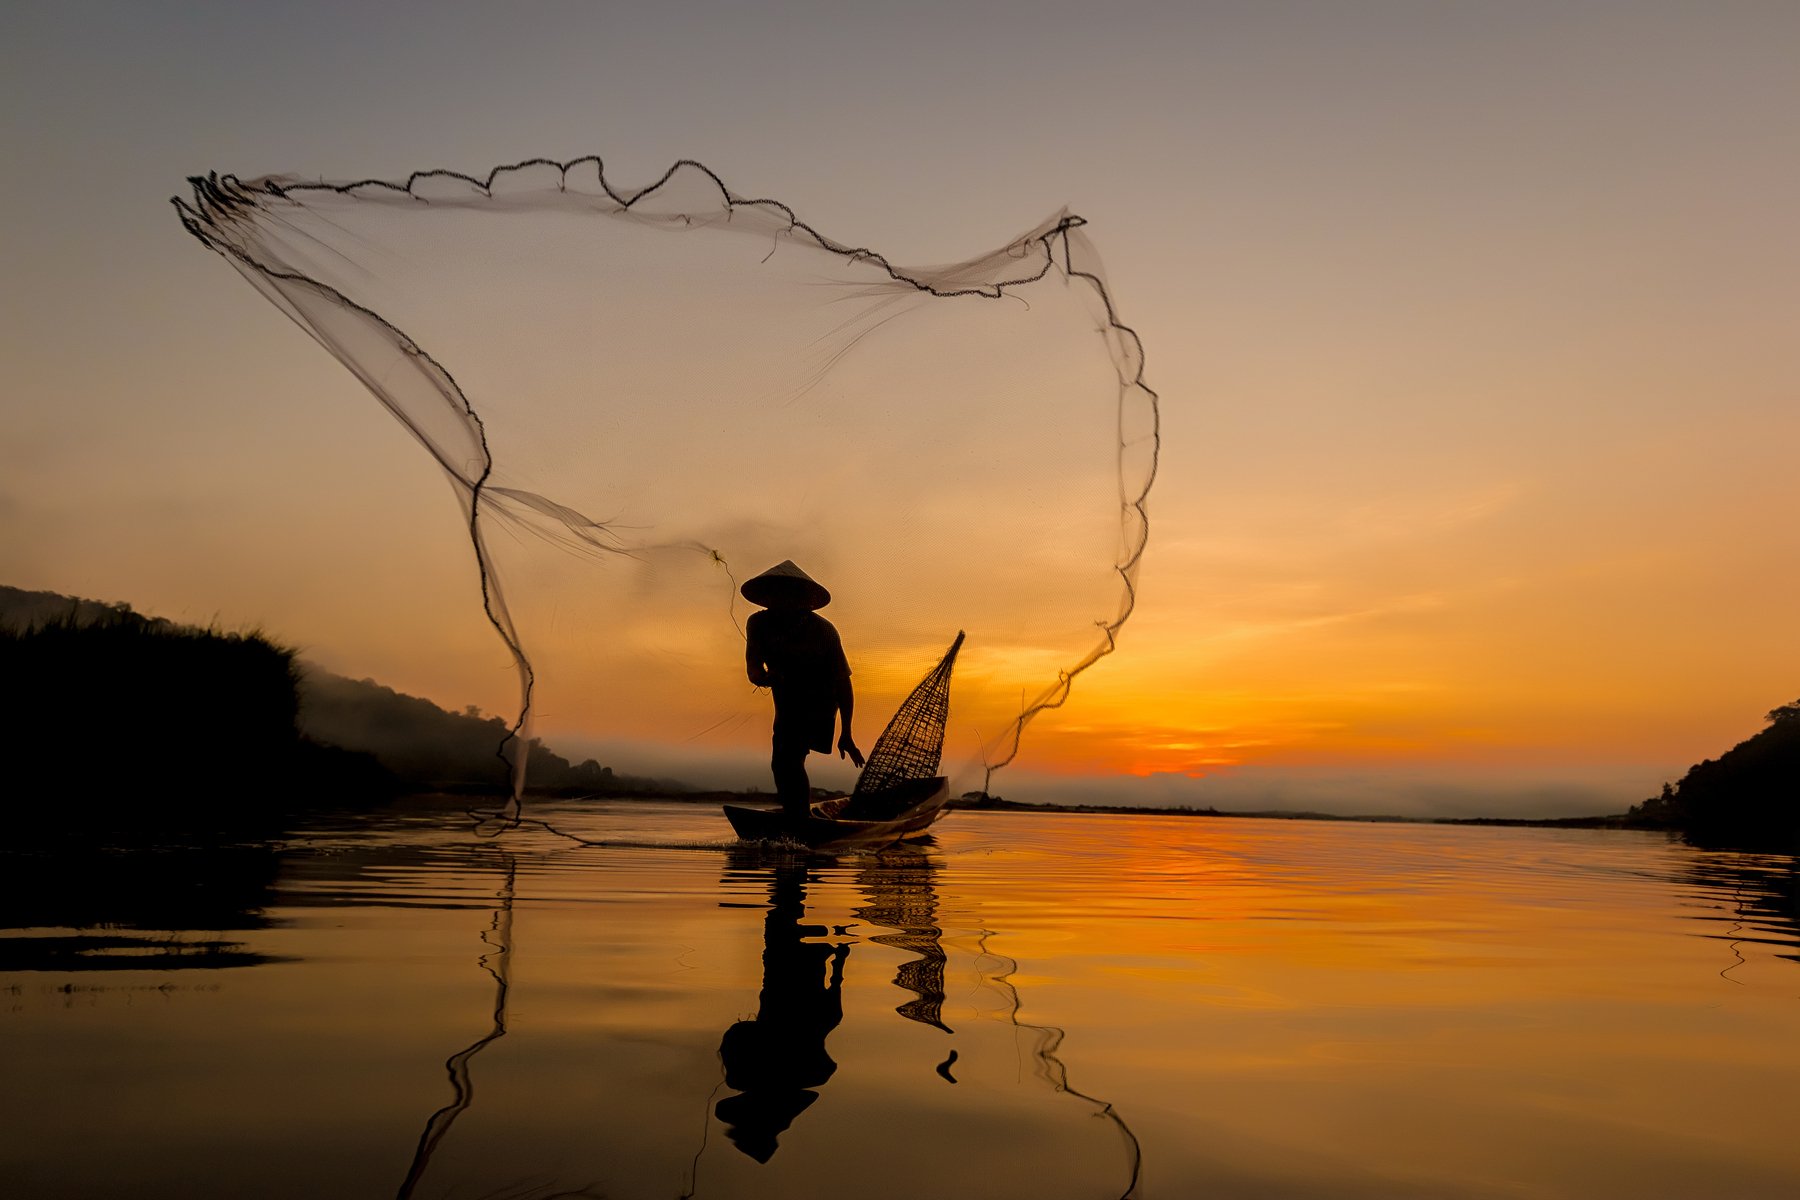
[747,663,770,687]
[839,734,865,768]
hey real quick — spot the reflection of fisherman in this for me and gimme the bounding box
[742,561,864,818]
[715,864,848,1163]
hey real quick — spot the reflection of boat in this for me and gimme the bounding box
[724,776,951,848]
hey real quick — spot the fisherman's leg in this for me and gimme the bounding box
[771,735,811,819]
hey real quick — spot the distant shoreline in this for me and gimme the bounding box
[954,797,1639,831]
[419,789,1647,833]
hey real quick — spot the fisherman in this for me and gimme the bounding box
[742,560,864,818]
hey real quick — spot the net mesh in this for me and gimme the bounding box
[172,158,1158,798]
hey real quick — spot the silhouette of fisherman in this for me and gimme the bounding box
[715,863,848,1162]
[741,561,864,819]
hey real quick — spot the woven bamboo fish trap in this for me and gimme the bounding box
[848,631,965,806]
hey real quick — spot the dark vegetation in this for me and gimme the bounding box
[0,608,391,838]
[0,586,662,840]
[1628,701,1800,850]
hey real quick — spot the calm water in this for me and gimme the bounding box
[4,800,1799,1199]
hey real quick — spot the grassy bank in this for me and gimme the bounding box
[0,614,392,838]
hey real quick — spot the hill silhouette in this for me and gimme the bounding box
[1630,701,1800,849]
[295,667,669,793]
[0,585,671,816]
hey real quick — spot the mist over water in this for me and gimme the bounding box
[5,801,1799,1198]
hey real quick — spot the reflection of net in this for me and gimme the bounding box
[853,632,963,798]
[855,852,950,1032]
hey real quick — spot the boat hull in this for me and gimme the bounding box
[723,777,950,848]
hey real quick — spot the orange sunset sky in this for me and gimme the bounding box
[3,2,1796,815]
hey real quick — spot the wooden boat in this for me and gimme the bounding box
[723,776,951,849]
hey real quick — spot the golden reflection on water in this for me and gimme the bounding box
[2,801,1799,1199]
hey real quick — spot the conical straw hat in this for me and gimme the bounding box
[740,560,831,610]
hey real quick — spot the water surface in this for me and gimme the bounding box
[4,800,1798,1198]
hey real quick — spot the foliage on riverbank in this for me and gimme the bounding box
[0,586,667,835]
[0,611,394,836]
[1630,701,1800,849]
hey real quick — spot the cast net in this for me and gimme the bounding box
[174,158,1157,800]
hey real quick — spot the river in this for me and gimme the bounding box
[4,799,1798,1198]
